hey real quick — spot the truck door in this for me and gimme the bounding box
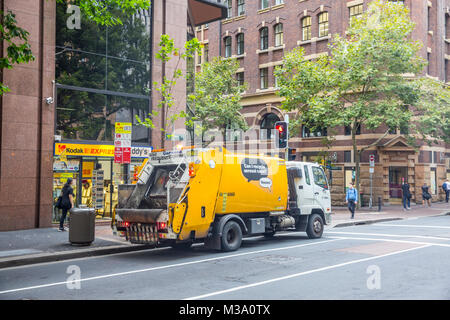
[296,164,316,214]
[311,166,331,209]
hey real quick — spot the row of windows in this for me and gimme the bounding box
[226,0,284,18]
[222,11,330,57]
[222,1,406,55]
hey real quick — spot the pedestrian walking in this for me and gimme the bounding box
[345,183,358,219]
[59,178,74,231]
[442,179,450,204]
[421,182,432,207]
[401,180,411,211]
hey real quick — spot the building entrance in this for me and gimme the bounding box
[389,166,408,200]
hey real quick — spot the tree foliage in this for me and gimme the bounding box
[275,0,448,203]
[136,34,202,138]
[0,11,35,95]
[187,57,248,142]
[55,0,151,27]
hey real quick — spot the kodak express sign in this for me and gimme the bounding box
[55,143,115,157]
[54,143,152,158]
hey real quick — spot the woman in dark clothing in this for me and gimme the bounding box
[59,178,74,231]
[421,182,432,207]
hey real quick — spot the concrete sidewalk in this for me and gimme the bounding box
[0,202,449,269]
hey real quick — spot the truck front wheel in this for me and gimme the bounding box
[221,220,242,252]
[306,213,324,239]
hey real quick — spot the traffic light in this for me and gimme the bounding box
[275,121,288,148]
[288,148,296,161]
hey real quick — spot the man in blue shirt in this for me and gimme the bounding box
[346,183,358,219]
[443,179,450,203]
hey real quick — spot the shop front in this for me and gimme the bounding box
[53,142,152,222]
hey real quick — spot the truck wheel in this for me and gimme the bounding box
[221,220,242,252]
[306,213,324,239]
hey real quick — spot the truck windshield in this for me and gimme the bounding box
[312,166,328,189]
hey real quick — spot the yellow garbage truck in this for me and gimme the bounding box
[114,147,332,252]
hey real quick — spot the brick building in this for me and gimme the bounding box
[195,0,450,206]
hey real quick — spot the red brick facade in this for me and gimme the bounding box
[196,0,450,206]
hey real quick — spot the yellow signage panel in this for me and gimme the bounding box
[55,143,115,157]
[115,122,132,134]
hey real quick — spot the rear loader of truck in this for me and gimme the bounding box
[114,147,331,252]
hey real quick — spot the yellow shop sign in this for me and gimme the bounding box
[55,143,115,157]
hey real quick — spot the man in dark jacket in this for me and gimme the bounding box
[401,181,411,211]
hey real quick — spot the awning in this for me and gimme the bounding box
[188,0,227,26]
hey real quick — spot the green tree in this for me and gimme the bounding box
[0,11,35,95]
[136,34,202,144]
[275,0,448,205]
[55,0,151,27]
[188,57,248,145]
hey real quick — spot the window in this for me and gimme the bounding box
[226,0,232,18]
[349,4,363,22]
[302,16,312,41]
[204,43,209,62]
[344,123,361,135]
[260,113,280,140]
[236,72,244,86]
[274,68,280,88]
[304,165,311,185]
[275,0,284,5]
[237,33,244,55]
[302,126,327,138]
[274,23,283,47]
[260,68,268,89]
[224,36,232,58]
[260,27,269,50]
[389,0,404,4]
[318,12,329,37]
[427,53,431,74]
[344,168,355,191]
[55,2,151,143]
[260,0,269,10]
[238,0,245,16]
[344,151,352,163]
[312,166,328,189]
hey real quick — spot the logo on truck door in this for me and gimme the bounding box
[241,158,272,191]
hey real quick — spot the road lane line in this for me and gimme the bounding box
[327,236,450,248]
[0,238,342,295]
[326,231,450,241]
[377,224,450,229]
[184,244,431,300]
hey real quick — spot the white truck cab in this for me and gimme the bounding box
[286,161,332,226]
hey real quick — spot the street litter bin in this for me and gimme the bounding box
[69,207,96,245]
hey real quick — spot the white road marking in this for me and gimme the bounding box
[184,244,431,300]
[0,238,341,295]
[326,231,450,241]
[378,224,450,229]
[327,236,450,248]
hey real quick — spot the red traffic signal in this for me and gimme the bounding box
[274,121,288,148]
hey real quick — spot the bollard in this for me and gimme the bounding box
[378,197,382,212]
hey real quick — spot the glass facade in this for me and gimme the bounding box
[53,3,152,222]
[55,3,151,144]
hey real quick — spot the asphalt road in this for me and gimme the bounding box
[0,215,449,300]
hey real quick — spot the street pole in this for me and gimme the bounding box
[284,114,289,161]
[369,154,374,209]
